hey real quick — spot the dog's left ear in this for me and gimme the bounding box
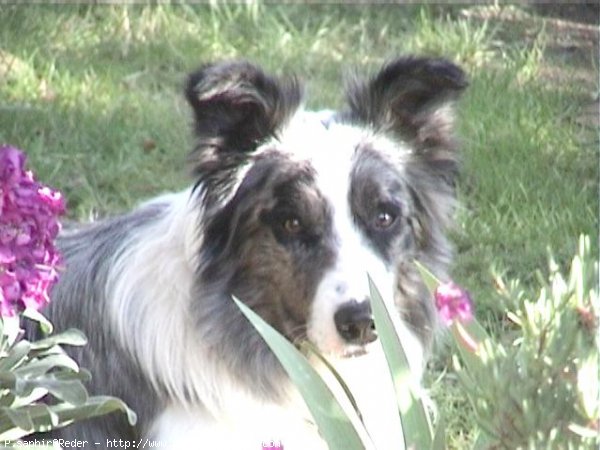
[345,57,467,179]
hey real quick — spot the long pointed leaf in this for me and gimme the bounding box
[368,276,433,450]
[300,341,365,424]
[451,319,491,374]
[414,261,440,293]
[431,412,446,450]
[233,297,372,450]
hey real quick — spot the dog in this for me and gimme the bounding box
[29,57,466,449]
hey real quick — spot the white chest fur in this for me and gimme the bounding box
[149,338,423,450]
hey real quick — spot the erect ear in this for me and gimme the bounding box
[185,61,303,175]
[345,57,467,179]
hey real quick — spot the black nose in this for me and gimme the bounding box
[334,300,377,345]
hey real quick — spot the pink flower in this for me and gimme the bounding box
[38,186,65,212]
[0,145,64,317]
[434,281,473,326]
[261,441,284,450]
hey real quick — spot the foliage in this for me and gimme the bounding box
[458,236,599,448]
[0,147,135,441]
[0,315,136,441]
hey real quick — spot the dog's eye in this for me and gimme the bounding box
[283,216,303,234]
[373,210,397,230]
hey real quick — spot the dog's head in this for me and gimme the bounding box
[186,58,467,360]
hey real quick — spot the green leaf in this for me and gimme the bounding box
[577,348,598,420]
[450,321,488,373]
[2,407,34,433]
[414,260,440,294]
[14,354,80,377]
[233,297,372,450]
[0,404,50,442]
[52,367,92,383]
[22,308,53,335]
[568,422,600,439]
[25,376,89,406]
[0,392,15,408]
[30,329,87,351]
[431,412,446,450]
[368,276,432,450]
[0,372,17,390]
[10,386,49,409]
[0,397,136,440]
[300,341,365,424]
[0,404,59,439]
[22,403,60,432]
[51,396,137,427]
[0,341,31,372]
[471,429,494,450]
[29,345,70,360]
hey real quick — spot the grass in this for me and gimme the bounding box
[0,3,597,448]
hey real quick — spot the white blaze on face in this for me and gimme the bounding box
[275,112,397,356]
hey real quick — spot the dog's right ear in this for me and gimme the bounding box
[185,61,302,162]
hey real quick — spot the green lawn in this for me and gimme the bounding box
[1,4,597,448]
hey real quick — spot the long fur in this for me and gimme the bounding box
[26,57,466,449]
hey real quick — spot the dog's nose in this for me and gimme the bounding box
[334,300,377,345]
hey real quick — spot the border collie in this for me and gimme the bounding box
[33,57,466,449]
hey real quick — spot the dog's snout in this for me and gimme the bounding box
[334,300,377,345]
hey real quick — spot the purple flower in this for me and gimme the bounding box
[434,281,473,326]
[0,147,25,185]
[0,145,64,317]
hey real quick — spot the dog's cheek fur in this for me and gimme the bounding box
[199,187,336,345]
[392,163,457,348]
[227,227,335,342]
